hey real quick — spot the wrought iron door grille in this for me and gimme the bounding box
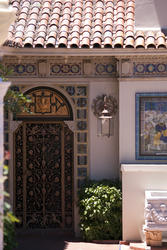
[14,122,74,229]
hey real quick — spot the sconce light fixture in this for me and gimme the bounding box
[91,94,118,137]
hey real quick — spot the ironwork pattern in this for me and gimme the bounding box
[16,88,73,120]
[64,125,74,228]
[91,95,118,118]
[14,125,23,227]
[13,84,89,191]
[15,122,73,229]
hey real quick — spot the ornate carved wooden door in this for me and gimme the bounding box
[14,122,73,229]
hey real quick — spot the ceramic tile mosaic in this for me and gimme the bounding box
[95,63,116,75]
[77,133,87,143]
[6,63,37,76]
[77,109,87,119]
[78,168,87,177]
[50,63,81,76]
[136,93,167,160]
[134,63,167,76]
[77,144,87,154]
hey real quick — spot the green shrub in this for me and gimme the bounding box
[4,202,19,250]
[78,179,122,241]
[3,166,19,250]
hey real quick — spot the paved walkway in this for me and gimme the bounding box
[14,232,119,250]
[13,231,167,250]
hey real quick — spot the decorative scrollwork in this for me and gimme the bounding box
[16,87,73,120]
[15,122,74,229]
[91,94,118,118]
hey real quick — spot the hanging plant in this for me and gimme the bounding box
[4,87,31,116]
[0,64,31,116]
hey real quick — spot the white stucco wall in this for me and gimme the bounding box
[119,79,167,164]
[89,79,119,180]
[120,78,167,241]
[122,164,167,241]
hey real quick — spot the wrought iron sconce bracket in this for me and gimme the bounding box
[91,94,118,137]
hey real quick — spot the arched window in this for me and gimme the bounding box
[16,87,73,120]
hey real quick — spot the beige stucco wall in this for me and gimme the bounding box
[119,78,167,164]
[89,79,119,180]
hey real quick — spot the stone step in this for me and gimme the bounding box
[130,243,151,250]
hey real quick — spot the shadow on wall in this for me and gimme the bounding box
[154,0,167,35]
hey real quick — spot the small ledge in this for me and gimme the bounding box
[121,164,167,173]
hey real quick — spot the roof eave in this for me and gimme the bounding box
[1,47,167,57]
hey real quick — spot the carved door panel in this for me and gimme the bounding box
[14,122,73,229]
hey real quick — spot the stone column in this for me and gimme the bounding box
[0,82,11,250]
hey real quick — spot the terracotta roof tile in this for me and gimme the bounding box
[4,0,167,49]
[135,37,145,48]
[125,36,135,48]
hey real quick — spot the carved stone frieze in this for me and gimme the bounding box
[144,191,167,229]
[143,190,167,247]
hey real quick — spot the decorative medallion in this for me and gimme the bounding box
[135,64,145,73]
[71,64,80,73]
[96,64,105,74]
[50,63,81,76]
[134,62,167,76]
[51,64,61,74]
[16,64,25,73]
[106,64,115,73]
[5,63,36,76]
[146,64,155,73]
[61,64,70,73]
[157,64,166,73]
[26,64,35,73]
[95,63,116,75]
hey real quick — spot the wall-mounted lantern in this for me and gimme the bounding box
[92,95,118,137]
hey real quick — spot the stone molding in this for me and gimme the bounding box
[121,164,167,172]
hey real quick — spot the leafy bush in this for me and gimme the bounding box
[4,87,31,118]
[78,179,122,241]
[4,201,19,250]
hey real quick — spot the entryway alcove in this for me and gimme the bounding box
[13,87,74,230]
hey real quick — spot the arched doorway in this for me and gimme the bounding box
[14,87,74,230]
